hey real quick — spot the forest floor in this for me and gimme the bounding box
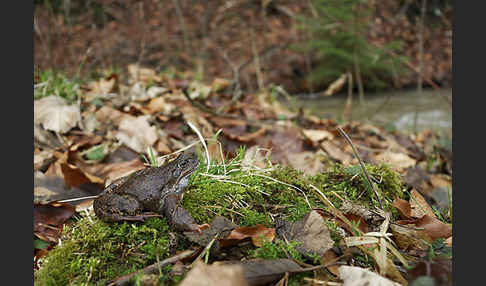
[34,67,452,285]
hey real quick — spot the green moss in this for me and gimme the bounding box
[35,149,407,285]
[270,163,405,219]
[249,240,304,262]
[35,216,171,286]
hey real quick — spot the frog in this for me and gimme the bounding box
[93,150,209,233]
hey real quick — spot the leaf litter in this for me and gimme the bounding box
[33,65,453,285]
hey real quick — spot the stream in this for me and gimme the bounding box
[281,88,452,137]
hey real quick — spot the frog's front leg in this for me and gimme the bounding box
[161,194,210,233]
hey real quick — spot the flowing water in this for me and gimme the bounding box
[281,88,452,136]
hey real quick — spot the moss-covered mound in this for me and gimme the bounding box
[35,159,405,285]
[35,217,172,285]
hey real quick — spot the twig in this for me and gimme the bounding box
[109,249,197,286]
[337,127,384,210]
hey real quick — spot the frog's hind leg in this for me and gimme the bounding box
[94,193,158,222]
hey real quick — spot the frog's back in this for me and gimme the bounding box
[121,166,171,210]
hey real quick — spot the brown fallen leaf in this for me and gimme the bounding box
[389,223,432,251]
[115,116,158,153]
[285,151,325,176]
[321,141,353,165]
[127,64,162,83]
[322,249,340,276]
[338,213,369,235]
[79,158,146,186]
[413,215,452,240]
[396,215,452,241]
[224,225,275,247]
[34,149,56,171]
[34,171,99,204]
[226,127,267,143]
[143,96,176,115]
[302,129,334,144]
[180,261,249,286]
[67,134,103,152]
[429,174,452,190]
[392,197,412,220]
[34,124,64,149]
[85,77,116,99]
[34,96,81,134]
[210,116,247,128]
[275,210,334,257]
[409,188,436,219]
[95,105,134,126]
[34,201,76,243]
[372,150,416,172]
[60,163,105,190]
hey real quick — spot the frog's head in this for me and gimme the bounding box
[170,149,201,193]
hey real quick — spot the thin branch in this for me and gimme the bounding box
[109,249,197,286]
[337,127,384,210]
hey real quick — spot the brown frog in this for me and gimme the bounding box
[93,150,209,233]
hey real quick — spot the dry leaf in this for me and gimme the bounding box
[338,213,369,234]
[226,127,267,142]
[409,189,436,218]
[60,163,105,189]
[241,146,270,169]
[144,96,176,115]
[372,150,416,172]
[285,151,325,176]
[276,210,334,256]
[34,201,76,243]
[115,116,158,153]
[95,106,133,126]
[86,77,116,98]
[127,64,162,83]
[321,141,353,165]
[390,224,432,251]
[224,225,275,247]
[322,249,340,276]
[302,129,334,144]
[396,215,452,241]
[392,197,412,220]
[180,261,249,286]
[34,149,55,171]
[34,96,81,133]
[429,174,452,189]
[83,158,146,185]
[413,215,452,240]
